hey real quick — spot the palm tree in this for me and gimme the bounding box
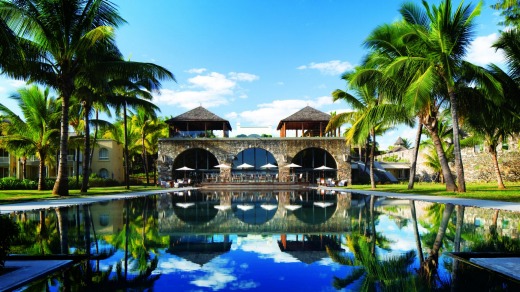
[0,0,126,196]
[0,85,60,190]
[391,0,502,192]
[131,107,159,186]
[141,118,168,185]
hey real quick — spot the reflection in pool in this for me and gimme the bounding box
[4,189,520,291]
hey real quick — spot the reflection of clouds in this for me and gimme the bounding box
[377,215,418,253]
[231,280,259,289]
[191,258,237,290]
[237,235,299,263]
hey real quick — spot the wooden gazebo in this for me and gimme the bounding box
[165,106,232,137]
[276,106,331,137]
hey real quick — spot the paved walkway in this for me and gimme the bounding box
[0,187,196,214]
[317,187,520,213]
[0,259,73,291]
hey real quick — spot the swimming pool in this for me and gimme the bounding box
[3,189,520,291]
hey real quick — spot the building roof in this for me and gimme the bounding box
[276,106,331,130]
[165,106,232,131]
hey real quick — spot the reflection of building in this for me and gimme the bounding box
[166,235,232,267]
[278,234,344,264]
[158,106,351,184]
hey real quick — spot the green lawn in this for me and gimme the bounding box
[1,182,520,204]
[345,182,520,202]
[0,186,162,204]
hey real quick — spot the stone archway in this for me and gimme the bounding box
[172,148,219,183]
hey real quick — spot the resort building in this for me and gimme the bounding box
[0,139,125,183]
[158,106,351,186]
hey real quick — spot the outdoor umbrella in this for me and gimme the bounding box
[284,163,301,182]
[214,163,231,169]
[176,166,194,179]
[237,163,254,169]
[260,163,277,169]
[314,165,334,182]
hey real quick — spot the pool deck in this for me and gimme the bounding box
[0,259,74,291]
[1,185,520,289]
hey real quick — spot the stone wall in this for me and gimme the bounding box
[157,137,351,183]
[377,142,520,182]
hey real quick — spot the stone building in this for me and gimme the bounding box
[158,106,351,185]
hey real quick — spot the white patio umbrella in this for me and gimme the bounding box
[260,204,278,211]
[284,163,301,168]
[285,204,302,211]
[260,163,277,169]
[237,204,254,211]
[214,163,231,169]
[314,165,334,180]
[176,166,194,179]
[176,202,195,208]
[284,163,301,181]
[237,163,254,169]
[214,205,231,211]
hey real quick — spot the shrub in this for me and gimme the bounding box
[0,215,19,270]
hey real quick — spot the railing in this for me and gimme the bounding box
[0,157,9,163]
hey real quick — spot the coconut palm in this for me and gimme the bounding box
[390,0,502,192]
[131,107,159,186]
[0,85,60,190]
[0,0,126,196]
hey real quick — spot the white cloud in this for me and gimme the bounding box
[297,60,354,75]
[234,97,335,129]
[276,81,284,86]
[153,71,258,110]
[229,72,259,82]
[466,33,505,66]
[186,68,207,74]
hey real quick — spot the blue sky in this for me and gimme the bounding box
[0,0,506,149]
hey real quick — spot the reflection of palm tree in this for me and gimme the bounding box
[327,235,416,290]
[104,198,168,274]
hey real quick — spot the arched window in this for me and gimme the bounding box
[99,168,109,178]
[99,148,109,160]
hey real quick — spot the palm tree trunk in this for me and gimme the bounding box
[38,151,46,191]
[428,126,457,191]
[489,146,506,189]
[408,121,423,190]
[81,103,91,193]
[53,91,71,196]
[142,134,149,185]
[88,109,99,173]
[452,205,465,292]
[410,200,424,264]
[83,205,91,256]
[21,156,27,180]
[370,130,376,189]
[490,209,500,235]
[420,203,454,280]
[448,90,466,192]
[75,147,80,187]
[124,102,130,190]
[55,207,69,254]
[369,195,376,255]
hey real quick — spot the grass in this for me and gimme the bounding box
[1,182,520,204]
[0,186,162,204]
[345,182,520,202]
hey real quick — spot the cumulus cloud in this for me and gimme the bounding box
[466,33,505,66]
[152,71,258,110]
[186,68,207,74]
[229,72,259,82]
[297,60,354,75]
[234,96,335,129]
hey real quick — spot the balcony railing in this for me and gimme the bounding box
[0,157,9,163]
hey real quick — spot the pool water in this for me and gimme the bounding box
[5,189,520,291]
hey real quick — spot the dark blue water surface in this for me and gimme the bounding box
[5,189,520,291]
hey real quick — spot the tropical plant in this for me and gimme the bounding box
[327,235,417,291]
[0,0,126,196]
[390,0,501,192]
[0,85,60,190]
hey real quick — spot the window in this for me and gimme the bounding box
[99,168,109,179]
[99,148,109,160]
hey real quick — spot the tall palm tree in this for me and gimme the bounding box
[391,0,501,192]
[131,107,159,186]
[0,0,126,196]
[0,85,60,190]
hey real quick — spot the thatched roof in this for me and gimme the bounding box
[165,106,232,132]
[276,106,331,130]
